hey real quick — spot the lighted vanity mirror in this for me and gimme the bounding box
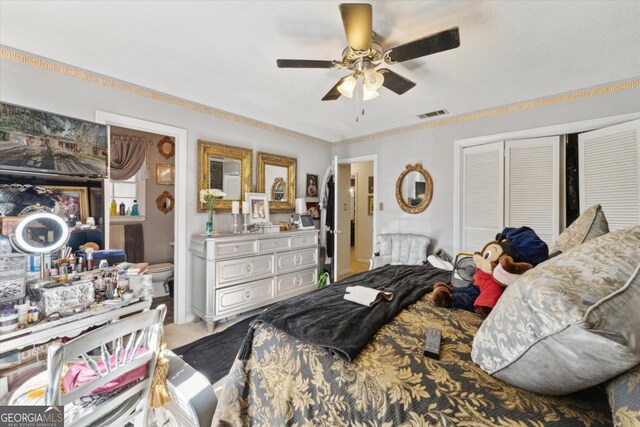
[11,212,70,253]
[197,140,252,212]
[257,152,297,211]
[396,163,433,214]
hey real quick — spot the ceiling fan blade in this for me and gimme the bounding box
[378,69,416,95]
[277,59,339,69]
[384,27,460,64]
[339,3,372,51]
[322,77,348,101]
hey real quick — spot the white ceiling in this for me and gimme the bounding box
[1,1,639,143]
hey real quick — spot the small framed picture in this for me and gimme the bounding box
[156,164,175,185]
[306,174,318,197]
[306,202,319,219]
[368,176,374,194]
[245,192,270,225]
[368,195,374,216]
[42,185,89,222]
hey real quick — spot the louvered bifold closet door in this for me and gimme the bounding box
[462,142,504,252]
[505,137,560,246]
[579,120,640,230]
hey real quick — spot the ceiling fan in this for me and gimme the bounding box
[276,3,460,101]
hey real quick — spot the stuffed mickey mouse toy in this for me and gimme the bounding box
[433,226,549,316]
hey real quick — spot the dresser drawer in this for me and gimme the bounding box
[216,254,274,287]
[215,240,257,259]
[275,248,318,274]
[275,268,317,299]
[257,237,290,254]
[215,278,274,317]
[289,233,318,249]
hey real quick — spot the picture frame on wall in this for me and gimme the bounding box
[305,174,318,198]
[156,164,175,185]
[368,176,374,194]
[368,195,374,216]
[42,185,89,222]
[0,102,108,177]
[245,192,270,225]
[306,202,319,219]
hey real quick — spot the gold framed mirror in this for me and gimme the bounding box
[197,140,252,212]
[257,152,297,211]
[395,163,433,214]
[156,191,175,214]
[157,136,175,159]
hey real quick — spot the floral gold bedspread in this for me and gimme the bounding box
[213,297,612,426]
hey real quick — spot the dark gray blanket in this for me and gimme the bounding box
[240,264,450,362]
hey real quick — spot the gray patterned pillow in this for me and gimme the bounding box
[549,204,609,253]
[606,364,640,427]
[471,225,640,395]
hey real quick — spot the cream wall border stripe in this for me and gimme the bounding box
[3,46,638,148]
[335,77,640,146]
[0,46,332,147]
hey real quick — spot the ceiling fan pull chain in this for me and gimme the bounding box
[355,81,360,122]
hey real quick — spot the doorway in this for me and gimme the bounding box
[95,111,188,324]
[108,126,176,324]
[334,156,376,280]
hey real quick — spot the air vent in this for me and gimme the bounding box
[417,109,449,119]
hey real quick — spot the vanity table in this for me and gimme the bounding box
[0,298,151,352]
[189,229,319,331]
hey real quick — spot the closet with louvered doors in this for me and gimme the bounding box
[461,137,561,252]
[579,119,640,231]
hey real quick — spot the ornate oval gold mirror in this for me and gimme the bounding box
[257,152,297,211]
[156,191,175,214]
[157,136,175,159]
[197,140,253,212]
[395,163,433,214]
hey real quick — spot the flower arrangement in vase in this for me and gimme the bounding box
[199,188,226,236]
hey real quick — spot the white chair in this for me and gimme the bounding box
[11,305,166,426]
[369,233,431,270]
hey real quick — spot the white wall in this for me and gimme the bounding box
[351,161,373,263]
[334,86,640,254]
[0,57,332,319]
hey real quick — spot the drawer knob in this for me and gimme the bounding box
[294,254,303,265]
[244,290,252,299]
[234,246,239,252]
[294,276,302,287]
[272,242,278,247]
[244,263,254,274]
[302,239,306,244]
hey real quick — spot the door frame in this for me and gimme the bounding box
[453,112,640,253]
[95,111,189,324]
[336,155,378,278]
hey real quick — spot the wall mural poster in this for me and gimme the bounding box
[0,102,108,177]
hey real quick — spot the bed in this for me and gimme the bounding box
[212,264,612,427]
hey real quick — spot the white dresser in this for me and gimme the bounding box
[189,229,319,331]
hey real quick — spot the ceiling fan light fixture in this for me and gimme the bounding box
[337,75,357,98]
[363,69,384,90]
[362,85,379,101]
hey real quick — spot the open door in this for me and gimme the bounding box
[578,119,640,230]
[335,163,352,279]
